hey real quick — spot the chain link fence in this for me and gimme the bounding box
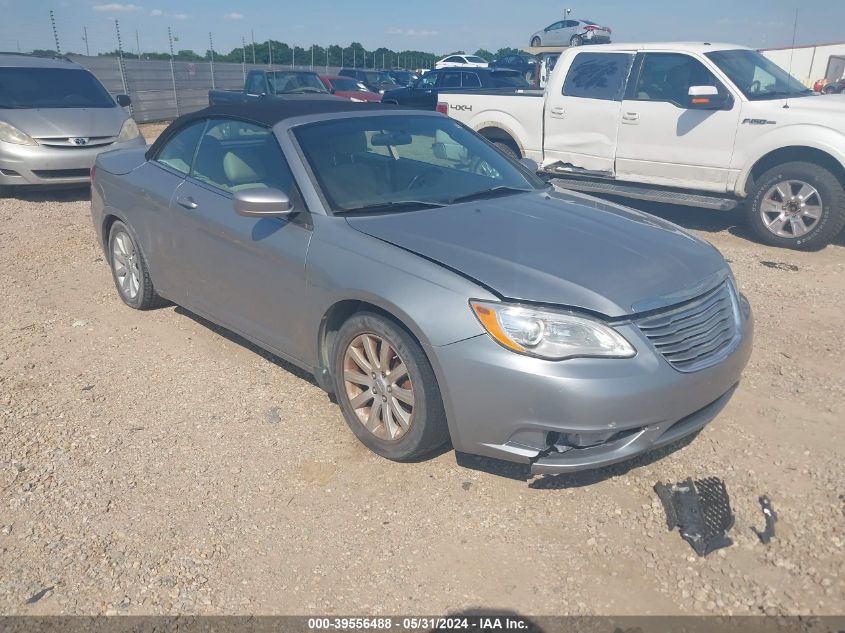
[70,55,343,123]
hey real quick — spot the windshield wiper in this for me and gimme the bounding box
[449,186,533,204]
[335,200,447,215]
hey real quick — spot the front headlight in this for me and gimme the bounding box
[470,300,636,361]
[117,118,140,142]
[0,121,36,145]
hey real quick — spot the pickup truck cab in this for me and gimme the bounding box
[208,69,337,105]
[440,42,845,249]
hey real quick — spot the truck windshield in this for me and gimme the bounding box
[0,68,115,109]
[705,50,813,101]
[294,115,545,213]
[268,72,329,94]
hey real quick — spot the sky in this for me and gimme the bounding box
[1,0,844,58]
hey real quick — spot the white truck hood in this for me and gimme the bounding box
[744,94,845,131]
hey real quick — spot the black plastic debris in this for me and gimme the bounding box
[752,495,777,544]
[654,477,735,556]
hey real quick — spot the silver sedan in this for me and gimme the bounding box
[91,101,752,475]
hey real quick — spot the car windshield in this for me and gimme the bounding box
[330,77,368,92]
[465,56,487,64]
[706,49,813,100]
[294,115,545,213]
[0,67,115,109]
[582,19,599,25]
[269,71,329,94]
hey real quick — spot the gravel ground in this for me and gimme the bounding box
[0,122,843,616]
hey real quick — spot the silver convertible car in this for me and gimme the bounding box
[91,101,753,475]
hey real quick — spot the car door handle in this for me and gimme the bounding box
[550,105,565,118]
[176,195,198,210]
[622,112,640,121]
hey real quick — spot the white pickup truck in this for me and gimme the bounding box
[439,42,845,250]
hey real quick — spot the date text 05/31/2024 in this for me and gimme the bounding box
[307,617,531,630]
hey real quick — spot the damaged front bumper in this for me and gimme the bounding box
[426,303,752,475]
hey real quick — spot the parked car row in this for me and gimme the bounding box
[813,77,845,94]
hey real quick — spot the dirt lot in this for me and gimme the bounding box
[0,122,843,616]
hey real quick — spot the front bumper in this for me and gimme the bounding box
[427,296,753,474]
[0,136,146,186]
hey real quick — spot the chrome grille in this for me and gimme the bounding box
[36,136,116,148]
[635,281,740,372]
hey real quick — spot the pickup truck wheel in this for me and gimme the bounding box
[747,162,845,250]
[531,37,542,47]
[107,221,164,309]
[492,140,520,160]
[333,312,449,462]
[570,35,583,47]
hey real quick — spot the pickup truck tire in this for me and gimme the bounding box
[332,312,450,462]
[492,140,520,160]
[746,161,845,250]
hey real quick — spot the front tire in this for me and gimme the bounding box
[107,220,163,309]
[492,140,520,160]
[746,161,845,250]
[530,37,542,47]
[332,312,449,461]
[570,35,583,47]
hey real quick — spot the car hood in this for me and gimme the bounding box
[345,189,729,317]
[745,94,845,128]
[0,106,127,138]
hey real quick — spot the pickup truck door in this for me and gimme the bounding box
[169,118,312,362]
[615,52,740,192]
[542,51,634,175]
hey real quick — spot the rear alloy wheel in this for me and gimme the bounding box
[108,220,163,309]
[570,35,583,47]
[531,37,542,47]
[746,161,845,250]
[333,312,449,461]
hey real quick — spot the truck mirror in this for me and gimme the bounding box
[687,86,729,109]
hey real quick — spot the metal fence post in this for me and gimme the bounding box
[209,32,215,89]
[115,19,133,116]
[168,26,181,117]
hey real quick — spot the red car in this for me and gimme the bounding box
[319,75,381,102]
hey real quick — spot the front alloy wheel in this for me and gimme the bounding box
[107,220,163,309]
[746,161,845,250]
[333,312,449,461]
[759,179,823,239]
[343,333,415,441]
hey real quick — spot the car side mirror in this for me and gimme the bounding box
[233,188,293,218]
[687,86,729,109]
[116,94,131,107]
[519,157,539,172]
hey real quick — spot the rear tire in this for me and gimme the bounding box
[530,37,542,47]
[107,220,164,309]
[492,140,521,160]
[570,35,583,47]
[332,312,449,462]
[745,161,845,250]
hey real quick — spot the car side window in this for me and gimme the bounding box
[563,20,579,28]
[634,53,727,106]
[461,72,481,88]
[441,72,462,88]
[562,52,634,101]
[245,73,265,95]
[418,73,439,88]
[190,119,296,194]
[547,21,563,30]
[155,120,206,174]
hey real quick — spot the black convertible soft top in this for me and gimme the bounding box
[146,99,401,160]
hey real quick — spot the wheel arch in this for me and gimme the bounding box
[475,125,523,158]
[315,297,433,392]
[741,145,845,197]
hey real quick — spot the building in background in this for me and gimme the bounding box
[760,42,845,87]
